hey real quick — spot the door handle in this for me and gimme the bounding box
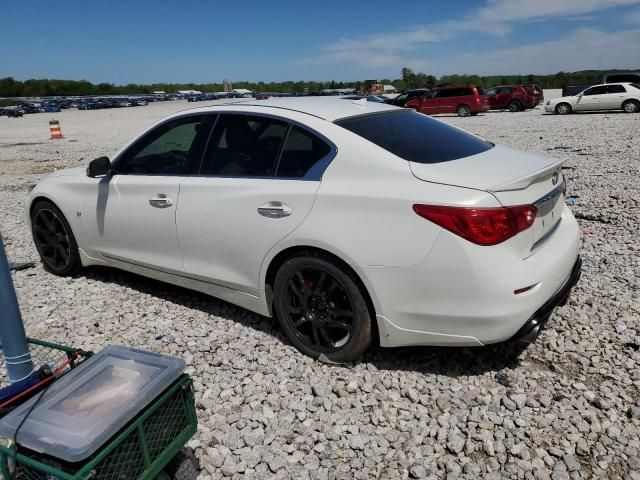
[258,201,292,218]
[149,194,174,208]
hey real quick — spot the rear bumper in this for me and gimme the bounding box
[510,255,582,342]
[367,205,581,348]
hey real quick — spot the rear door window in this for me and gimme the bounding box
[275,126,332,178]
[606,84,626,93]
[201,114,288,177]
[336,111,493,164]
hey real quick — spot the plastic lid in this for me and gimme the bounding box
[0,346,185,462]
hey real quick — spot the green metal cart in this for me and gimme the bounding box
[0,339,198,480]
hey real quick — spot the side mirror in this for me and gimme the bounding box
[86,156,111,178]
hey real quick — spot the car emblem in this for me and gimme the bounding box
[552,172,559,185]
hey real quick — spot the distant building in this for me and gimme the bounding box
[223,80,233,93]
[383,85,397,93]
[177,90,202,95]
[152,90,166,94]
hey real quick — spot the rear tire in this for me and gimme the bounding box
[508,100,522,112]
[622,99,639,113]
[30,200,82,276]
[555,103,572,115]
[456,104,471,117]
[273,252,372,362]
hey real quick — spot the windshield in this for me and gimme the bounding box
[335,111,493,164]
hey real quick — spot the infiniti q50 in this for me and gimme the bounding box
[27,98,581,361]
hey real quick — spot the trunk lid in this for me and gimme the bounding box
[409,145,566,256]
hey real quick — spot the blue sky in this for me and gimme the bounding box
[2,0,639,84]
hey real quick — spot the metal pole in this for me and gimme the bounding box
[0,232,34,382]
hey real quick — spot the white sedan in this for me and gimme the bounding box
[545,82,640,114]
[27,98,581,361]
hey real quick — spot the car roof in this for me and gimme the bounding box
[177,96,401,122]
[590,82,634,88]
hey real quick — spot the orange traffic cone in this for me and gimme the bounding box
[49,119,64,139]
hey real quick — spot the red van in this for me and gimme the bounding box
[405,85,489,117]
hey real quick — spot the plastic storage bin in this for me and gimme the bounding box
[0,346,185,463]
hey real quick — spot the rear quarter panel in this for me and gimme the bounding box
[267,122,500,269]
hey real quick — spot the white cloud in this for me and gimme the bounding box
[306,0,640,70]
[626,7,640,23]
[475,0,640,23]
[435,28,640,76]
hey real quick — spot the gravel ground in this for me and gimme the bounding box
[1,93,639,480]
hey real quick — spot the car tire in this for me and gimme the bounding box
[456,104,471,117]
[622,99,639,113]
[273,252,372,362]
[555,103,572,115]
[30,200,82,276]
[508,100,522,112]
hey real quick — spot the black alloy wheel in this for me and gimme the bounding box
[31,201,81,275]
[274,254,372,361]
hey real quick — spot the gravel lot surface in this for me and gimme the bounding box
[1,93,639,479]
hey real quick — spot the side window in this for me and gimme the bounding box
[201,114,288,177]
[606,84,626,94]
[460,88,473,96]
[117,115,204,175]
[583,86,607,96]
[438,89,451,98]
[276,126,332,179]
[498,87,511,94]
[486,88,497,96]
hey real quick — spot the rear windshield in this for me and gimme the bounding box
[631,83,640,90]
[335,111,493,164]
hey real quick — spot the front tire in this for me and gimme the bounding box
[622,99,639,113]
[456,104,471,117]
[31,200,82,276]
[555,103,572,115]
[273,253,372,362]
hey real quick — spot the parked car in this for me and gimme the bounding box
[405,85,489,117]
[545,82,640,114]
[0,108,23,117]
[340,95,388,103]
[485,85,533,112]
[385,89,429,107]
[27,98,581,361]
[602,72,640,84]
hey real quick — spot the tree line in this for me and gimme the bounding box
[0,68,636,97]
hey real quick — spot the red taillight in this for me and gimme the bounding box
[413,204,537,246]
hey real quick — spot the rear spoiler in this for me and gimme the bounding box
[488,157,567,192]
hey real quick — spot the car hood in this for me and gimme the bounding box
[549,95,577,105]
[409,144,565,192]
[46,166,86,178]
